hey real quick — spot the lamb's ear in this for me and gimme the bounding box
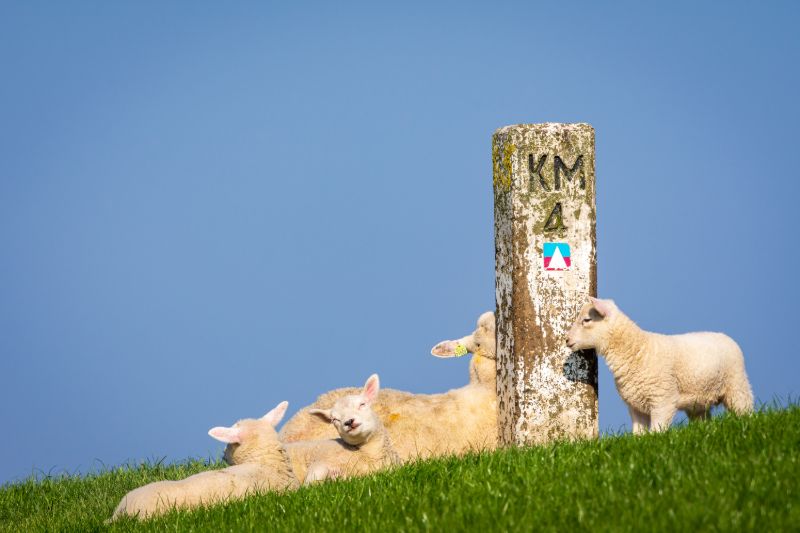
[308,408,332,422]
[590,297,616,318]
[431,339,470,358]
[261,400,289,427]
[362,374,380,403]
[208,426,242,444]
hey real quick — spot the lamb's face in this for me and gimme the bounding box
[471,311,497,360]
[566,298,615,351]
[431,311,496,360]
[329,394,381,446]
[309,374,381,447]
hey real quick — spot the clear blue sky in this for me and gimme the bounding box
[1,2,798,484]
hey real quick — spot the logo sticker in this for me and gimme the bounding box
[543,242,571,271]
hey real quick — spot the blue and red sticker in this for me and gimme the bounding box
[543,242,571,271]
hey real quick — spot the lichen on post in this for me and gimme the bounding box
[493,123,598,446]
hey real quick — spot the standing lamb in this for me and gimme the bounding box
[288,374,400,483]
[566,297,754,432]
[278,311,498,460]
[111,401,298,521]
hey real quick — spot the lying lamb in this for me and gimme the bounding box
[111,401,298,521]
[288,374,400,483]
[566,297,754,432]
[278,311,498,460]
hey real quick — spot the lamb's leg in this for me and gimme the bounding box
[303,462,331,485]
[627,404,650,435]
[326,467,345,480]
[684,405,711,422]
[723,373,754,415]
[649,404,677,432]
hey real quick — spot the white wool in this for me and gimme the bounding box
[289,374,400,484]
[110,401,298,521]
[278,312,499,460]
[567,298,754,432]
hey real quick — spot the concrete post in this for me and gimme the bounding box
[493,123,598,446]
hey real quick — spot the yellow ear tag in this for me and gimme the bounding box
[454,344,468,357]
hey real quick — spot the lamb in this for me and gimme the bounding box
[110,401,298,521]
[566,297,754,433]
[278,311,498,460]
[285,374,400,483]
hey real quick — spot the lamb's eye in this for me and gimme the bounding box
[582,317,592,324]
[359,403,366,409]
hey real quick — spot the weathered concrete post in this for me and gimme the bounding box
[493,123,598,446]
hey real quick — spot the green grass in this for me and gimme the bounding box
[2,407,798,532]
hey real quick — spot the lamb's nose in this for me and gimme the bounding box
[344,418,355,428]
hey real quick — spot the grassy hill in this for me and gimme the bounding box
[1,406,797,532]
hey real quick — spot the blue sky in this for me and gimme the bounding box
[1,2,798,484]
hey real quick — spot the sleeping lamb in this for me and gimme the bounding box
[278,311,498,460]
[110,401,298,521]
[286,374,400,483]
[566,297,754,432]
